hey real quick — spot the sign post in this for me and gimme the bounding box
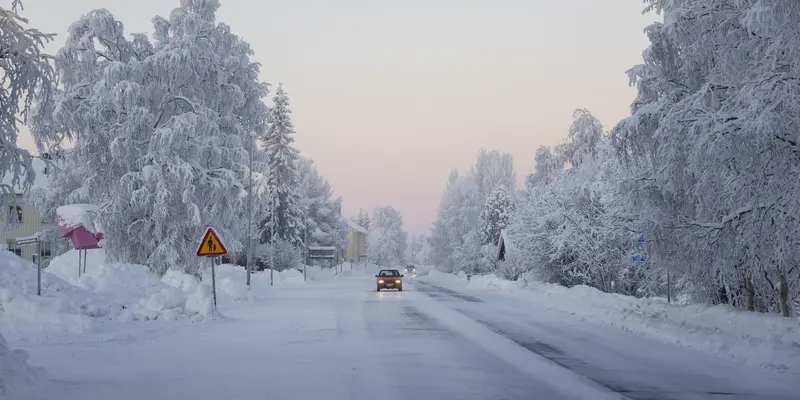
[349,258,354,271]
[16,234,42,296]
[196,227,228,311]
[308,246,336,276]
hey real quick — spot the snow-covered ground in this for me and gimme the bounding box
[418,268,800,376]
[5,262,799,399]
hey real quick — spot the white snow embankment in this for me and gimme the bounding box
[1,250,213,343]
[47,250,194,322]
[420,270,800,375]
[0,332,45,399]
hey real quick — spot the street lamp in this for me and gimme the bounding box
[270,193,275,286]
[246,132,256,287]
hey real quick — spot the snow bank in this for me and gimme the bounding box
[0,333,45,399]
[0,251,96,341]
[303,264,336,281]
[1,250,216,342]
[47,250,191,322]
[421,270,800,374]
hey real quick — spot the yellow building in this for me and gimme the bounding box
[345,221,367,262]
[0,158,54,262]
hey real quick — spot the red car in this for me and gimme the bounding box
[376,269,403,291]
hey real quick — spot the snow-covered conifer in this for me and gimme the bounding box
[479,185,514,245]
[260,83,304,247]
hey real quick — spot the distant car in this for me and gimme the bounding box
[376,269,403,291]
[404,265,417,276]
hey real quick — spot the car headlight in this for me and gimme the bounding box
[395,280,401,284]
[378,280,384,283]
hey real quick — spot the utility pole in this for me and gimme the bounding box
[270,194,275,286]
[246,133,253,287]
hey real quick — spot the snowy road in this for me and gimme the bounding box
[15,269,800,400]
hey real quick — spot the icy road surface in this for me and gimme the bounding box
[15,268,800,400]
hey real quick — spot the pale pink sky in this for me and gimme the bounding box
[18,0,655,234]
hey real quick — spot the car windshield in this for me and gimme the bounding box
[378,270,400,277]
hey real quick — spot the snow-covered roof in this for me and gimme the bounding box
[308,246,336,251]
[57,204,100,229]
[1,158,52,194]
[348,221,367,234]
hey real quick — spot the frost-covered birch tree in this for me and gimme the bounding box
[30,0,269,275]
[366,205,407,266]
[0,0,55,199]
[469,148,516,203]
[0,1,56,394]
[427,169,480,272]
[612,0,800,315]
[296,156,346,248]
[428,149,515,273]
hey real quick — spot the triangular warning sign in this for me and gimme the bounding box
[196,228,228,257]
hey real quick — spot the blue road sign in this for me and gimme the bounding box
[349,258,355,263]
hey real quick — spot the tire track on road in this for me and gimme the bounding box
[412,280,752,400]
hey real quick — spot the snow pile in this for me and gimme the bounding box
[421,270,800,374]
[0,250,217,341]
[161,268,200,293]
[195,264,308,304]
[0,333,45,399]
[0,251,96,341]
[47,250,190,322]
[303,264,336,281]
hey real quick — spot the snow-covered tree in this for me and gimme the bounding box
[428,149,516,273]
[562,108,604,167]
[427,169,481,272]
[525,146,564,190]
[366,205,406,266]
[255,237,301,271]
[611,0,800,315]
[479,185,514,245]
[0,1,56,394]
[260,83,304,247]
[407,234,425,264]
[296,156,346,248]
[30,1,269,275]
[351,208,370,231]
[0,1,55,199]
[469,148,516,203]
